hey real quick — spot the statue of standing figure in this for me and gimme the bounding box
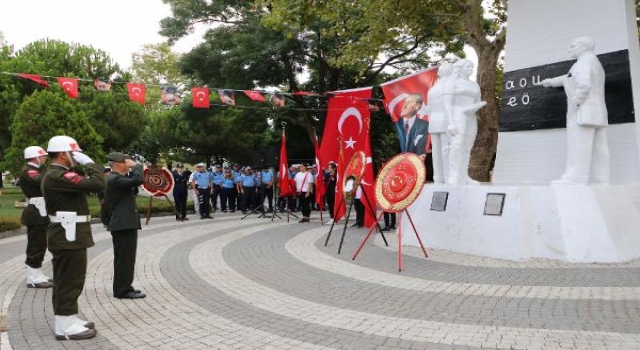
[426,62,453,184]
[444,59,486,185]
[541,36,609,184]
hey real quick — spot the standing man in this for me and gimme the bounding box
[106,152,146,299]
[190,163,213,219]
[172,163,189,221]
[238,167,258,213]
[20,146,53,289]
[542,36,609,183]
[260,167,275,212]
[211,164,224,213]
[42,135,105,340]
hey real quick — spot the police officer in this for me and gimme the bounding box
[220,168,236,212]
[190,163,213,219]
[106,152,146,299]
[260,167,275,212]
[172,163,189,221]
[20,146,53,289]
[41,135,104,340]
[211,164,224,213]
[239,166,258,213]
[231,164,242,211]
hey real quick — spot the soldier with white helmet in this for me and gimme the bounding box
[41,135,105,341]
[19,145,53,289]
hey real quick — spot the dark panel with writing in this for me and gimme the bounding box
[500,50,634,132]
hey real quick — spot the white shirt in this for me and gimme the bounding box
[294,171,314,192]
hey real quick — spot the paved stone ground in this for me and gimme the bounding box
[1,210,639,350]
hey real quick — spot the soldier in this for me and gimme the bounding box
[41,135,105,340]
[20,146,53,289]
[172,163,189,221]
[106,153,146,299]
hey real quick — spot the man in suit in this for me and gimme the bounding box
[106,152,146,299]
[542,36,609,183]
[397,93,429,158]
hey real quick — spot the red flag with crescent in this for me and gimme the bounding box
[278,129,293,197]
[57,77,78,99]
[319,87,372,221]
[313,132,326,210]
[192,87,210,108]
[127,83,146,105]
[18,73,49,87]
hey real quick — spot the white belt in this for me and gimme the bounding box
[28,197,47,217]
[27,197,44,205]
[49,214,91,223]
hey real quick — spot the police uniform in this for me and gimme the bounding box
[192,166,213,218]
[260,168,275,212]
[105,153,144,298]
[211,167,224,213]
[19,162,52,287]
[239,170,257,213]
[42,162,104,316]
[172,165,189,220]
[220,171,236,212]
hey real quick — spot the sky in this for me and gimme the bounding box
[0,0,204,70]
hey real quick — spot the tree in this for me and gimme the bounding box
[3,89,104,175]
[263,0,506,181]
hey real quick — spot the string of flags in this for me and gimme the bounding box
[1,71,386,112]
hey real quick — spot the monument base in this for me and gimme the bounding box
[401,183,640,262]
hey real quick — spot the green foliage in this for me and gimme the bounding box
[3,89,104,175]
[0,219,21,232]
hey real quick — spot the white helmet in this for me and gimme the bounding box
[46,135,82,152]
[24,146,47,159]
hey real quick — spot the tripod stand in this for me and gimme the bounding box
[324,184,388,254]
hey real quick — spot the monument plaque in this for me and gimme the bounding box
[483,193,506,216]
[430,191,449,211]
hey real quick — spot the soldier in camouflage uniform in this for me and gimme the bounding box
[19,146,53,288]
[41,135,105,341]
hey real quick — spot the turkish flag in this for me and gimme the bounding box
[319,87,372,221]
[127,83,146,105]
[243,90,266,102]
[17,74,49,87]
[57,77,78,99]
[192,87,210,108]
[313,133,326,210]
[278,129,293,197]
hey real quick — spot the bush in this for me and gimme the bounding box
[0,218,22,232]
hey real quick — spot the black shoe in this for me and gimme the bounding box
[230,210,235,213]
[205,215,214,219]
[116,291,146,299]
[182,217,189,221]
[55,328,97,341]
[381,226,390,232]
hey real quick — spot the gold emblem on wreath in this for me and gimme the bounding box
[343,151,366,199]
[375,153,426,212]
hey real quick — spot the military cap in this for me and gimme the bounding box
[107,152,129,162]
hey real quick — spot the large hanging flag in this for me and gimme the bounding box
[57,77,78,99]
[192,87,210,108]
[313,132,326,210]
[244,90,266,102]
[127,83,146,105]
[319,87,372,221]
[17,74,48,87]
[380,67,438,155]
[278,129,293,197]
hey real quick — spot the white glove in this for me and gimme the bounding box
[72,151,94,165]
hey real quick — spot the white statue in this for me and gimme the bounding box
[444,59,486,185]
[426,62,453,184]
[541,36,609,184]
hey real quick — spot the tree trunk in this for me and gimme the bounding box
[469,45,502,181]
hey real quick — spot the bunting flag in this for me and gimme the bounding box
[94,79,111,92]
[192,87,210,108]
[57,77,78,99]
[126,83,146,105]
[17,73,49,87]
[313,132,326,210]
[244,90,266,102]
[219,89,236,106]
[319,87,372,221]
[278,129,293,197]
[270,92,286,108]
[161,85,180,105]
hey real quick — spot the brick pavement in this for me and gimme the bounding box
[0,212,639,349]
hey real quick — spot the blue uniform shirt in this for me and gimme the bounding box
[212,171,224,185]
[222,177,235,188]
[240,174,257,187]
[260,170,274,185]
[193,171,212,188]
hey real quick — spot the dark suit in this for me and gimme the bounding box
[397,117,429,155]
[106,164,143,298]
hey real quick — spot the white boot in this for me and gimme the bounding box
[26,266,53,288]
[36,269,53,283]
[72,314,95,329]
[54,315,96,340]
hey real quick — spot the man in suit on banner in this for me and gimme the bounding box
[397,93,429,158]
